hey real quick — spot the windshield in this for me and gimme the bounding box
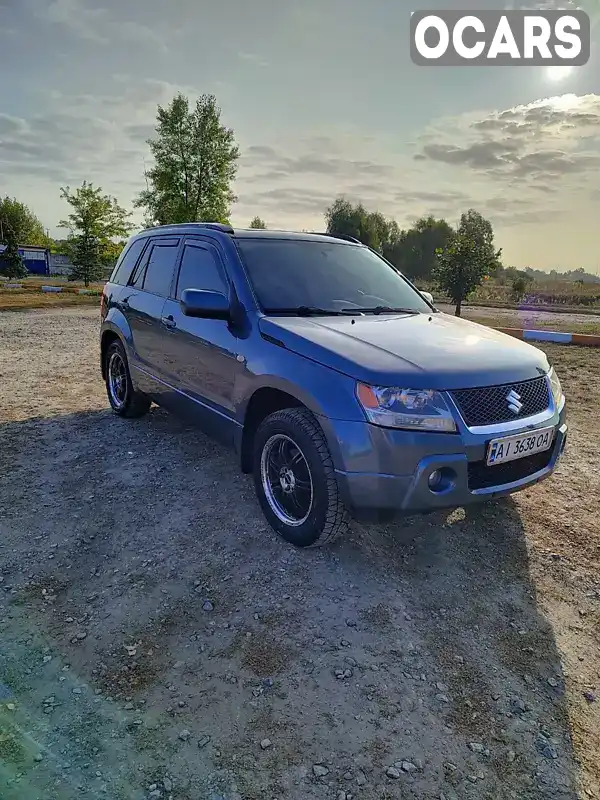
[235,238,433,314]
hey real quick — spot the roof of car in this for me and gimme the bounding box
[135,223,360,245]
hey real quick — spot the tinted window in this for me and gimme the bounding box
[110,238,146,285]
[142,242,179,297]
[235,239,431,314]
[176,244,227,299]
[130,246,151,289]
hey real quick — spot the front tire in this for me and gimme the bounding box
[253,407,349,547]
[105,340,151,418]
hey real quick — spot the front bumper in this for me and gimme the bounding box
[323,404,567,516]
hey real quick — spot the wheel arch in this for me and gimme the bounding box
[239,385,307,473]
[100,328,123,380]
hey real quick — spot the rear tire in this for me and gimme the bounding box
[252,407,349,547]
[105,340,151,418]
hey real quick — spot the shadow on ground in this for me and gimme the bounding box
[0,408,580,800]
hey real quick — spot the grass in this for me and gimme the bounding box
[0,292,100,312]
[421,278,600,310]
[463,311,600,336]
[0,275,104,311]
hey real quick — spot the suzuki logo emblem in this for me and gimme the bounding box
[506,389,523,415]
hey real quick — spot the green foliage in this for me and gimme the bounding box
[135,93,240,226]
[511,270,534,298]
[0,196,52,249]
[386,216,454,281]
[249,216,267,229]
[512,276,528,297]
[324,199,455,283]
[325,198,388,250]
[59,181,133,286]
[0,235,27,279]
[433,209,502,316]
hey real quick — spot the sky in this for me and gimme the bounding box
[0,0,599,272]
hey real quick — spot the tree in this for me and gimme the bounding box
[325,198,394,251]
[386,216,454,281]
[59,182,133,286]
[433,209,502,316]
[511,270,534,299]
[0,196,52,249]
[0,231,27,279]
[249,216,266,229]
[135,93,240,226]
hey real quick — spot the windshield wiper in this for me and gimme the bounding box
[263,306,356,317]
[341,306,421,315]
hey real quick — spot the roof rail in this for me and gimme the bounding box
[196,222,235,234]
[141,222,235,234]
[317,232,361,244]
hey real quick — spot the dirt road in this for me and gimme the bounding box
[1,308,599,800]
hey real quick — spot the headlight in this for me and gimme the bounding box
[548,367,563,406]
[356,384,457,432]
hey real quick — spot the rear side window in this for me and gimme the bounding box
[176,243,228,299]
[110,238,146,286]
[130,246,151,289]
[142,241,180,297]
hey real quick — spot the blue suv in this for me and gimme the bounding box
[100,223,567,547]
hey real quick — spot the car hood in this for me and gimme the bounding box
[258,312,550,390]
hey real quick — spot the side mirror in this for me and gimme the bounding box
[420,290,434,305]
[180,289,230,320]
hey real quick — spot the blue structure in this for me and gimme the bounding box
[0,244,50,275]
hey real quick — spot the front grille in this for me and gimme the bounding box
[451,376,550,427]
[468,449,553,491]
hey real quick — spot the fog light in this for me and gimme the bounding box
[428,470,442,489]
[427,466,456,494]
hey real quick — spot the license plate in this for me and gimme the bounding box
[487,427,554,466]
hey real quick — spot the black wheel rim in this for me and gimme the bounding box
[260,434,313,526]
[107,351,128,409]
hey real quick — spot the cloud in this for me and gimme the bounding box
[416,94,600,185]
[35,0,168,51]
[237,51,269,68]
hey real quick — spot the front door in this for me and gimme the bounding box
[158,238,239,444]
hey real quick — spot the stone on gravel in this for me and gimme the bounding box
[386,767,401,779]
[313,765,329,777]
[260,738,272,750]
[178,729,191,742]
[198,735,211,749]
[202,600,214,612]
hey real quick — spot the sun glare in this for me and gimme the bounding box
[546,65,575,81]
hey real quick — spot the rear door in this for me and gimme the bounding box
[158,237,239,443]
[120,236,181,387]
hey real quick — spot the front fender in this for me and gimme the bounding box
[238,345,363,423]
[236,344,366,471]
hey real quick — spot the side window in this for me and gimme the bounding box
[110,238,146,286]
[142,241,180,297]
[176,244,228,300]
[129,246,151,289]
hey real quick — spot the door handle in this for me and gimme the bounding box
[161,315,176,329]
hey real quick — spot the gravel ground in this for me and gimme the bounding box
[0,307,599,800]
